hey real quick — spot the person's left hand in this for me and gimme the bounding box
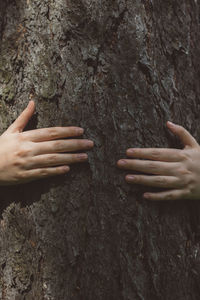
[117,121,200,201]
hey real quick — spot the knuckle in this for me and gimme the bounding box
[13,158,25,168]
[48,128,59,139]
[15,149,24,157]
[156,177,166,185]
[54,140,62,149]
[186,175,196,185]
[23,147,32,157]
[17,171,26,179]
[12,176,21,184]
[180,151,191,161]
[40,169,48,177]
[188,182,196,194]
[49,154,58,161]
[165,193,174,201]
[148,162,157,170]
[14,145,32,158]
[177,167,191,176]
[151,150,160,159]
[15,133,25,142]
[180,154,188,161]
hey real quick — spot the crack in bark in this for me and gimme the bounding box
[92,8,127,77]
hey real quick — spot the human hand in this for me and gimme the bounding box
[0,101,94,185]
[117,122,200,201]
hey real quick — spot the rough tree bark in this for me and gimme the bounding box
[0,0,200,299]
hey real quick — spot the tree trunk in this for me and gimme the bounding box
[0,0,200,299]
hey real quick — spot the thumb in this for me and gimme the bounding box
[167,121,198,148]
[6,101,35,134]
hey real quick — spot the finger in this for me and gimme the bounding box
[22,126,84,142]
[32,139,94,155]
[143,189,189,201]
[126,148,183,162]
[6,101,35,134]
[125,175,183,188]
[20,165,70,182]
[117,159,179,175]
[25,153,88,169]
[167,121,198,148]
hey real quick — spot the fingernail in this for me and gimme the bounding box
[126,175,135,181]
[118,160,127,165]
[77,154,88,160]
[127,149,134,154]
[167,121,175,127]
[63,166,70,171]
[76,128,84,135]
[87,141,94,147]
[143,193,150,199]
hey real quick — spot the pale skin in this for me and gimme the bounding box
[117,121,200,201]
[0,100,94,185]
[2,101,200,201]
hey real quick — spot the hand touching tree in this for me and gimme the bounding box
[117,122,200,201]
[0,101,94,185]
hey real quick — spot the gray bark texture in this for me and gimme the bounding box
[0,0,200,299]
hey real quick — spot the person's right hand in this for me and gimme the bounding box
[0,100,94,185]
